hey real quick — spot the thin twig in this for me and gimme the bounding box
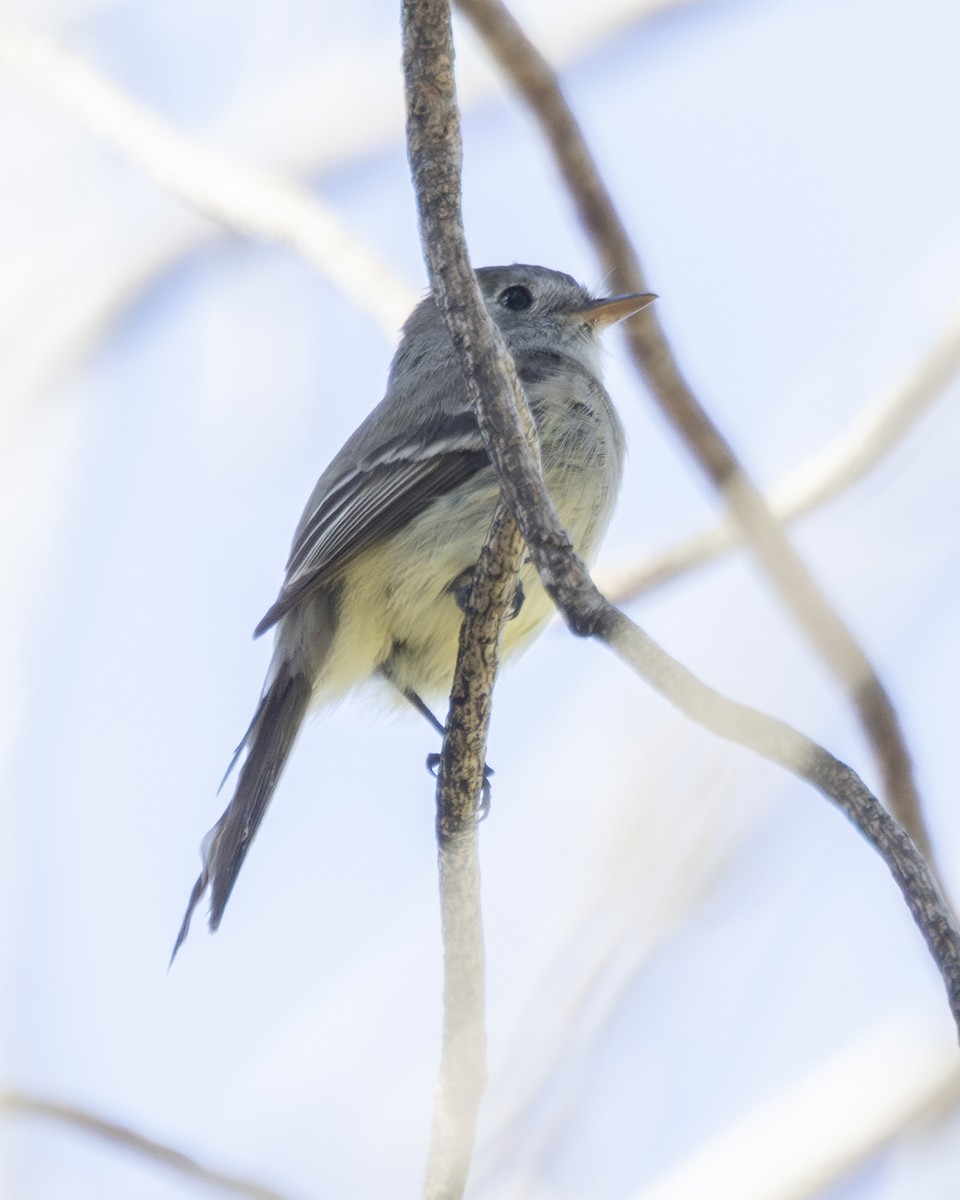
[401,0,960,1035]
[436,504,528,845]
[0,22,415,339]
[600,611,960,1023]
[0,1091,294,1200]
[0,7,703,416]
[402,4,544,1195]
[425,505,527,1199]
[454,0,933,864]
[602,304,960,603]
[632,1016,960,1200]
[474,747,750,1190]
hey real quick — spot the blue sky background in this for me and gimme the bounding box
[2,0,960,1196]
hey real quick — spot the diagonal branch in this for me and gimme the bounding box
[402,0,960,1049]
[0,22,415,340]
[632,1017,960,1200]
[454,0,933,864]
[602,304,960,602]
[0,1091,294,1200]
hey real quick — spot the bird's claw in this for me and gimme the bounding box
[425,752,494,819]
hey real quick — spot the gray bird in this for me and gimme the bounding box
[173,264,654,956]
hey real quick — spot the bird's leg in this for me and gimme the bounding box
[378,665,493,817]
[398,683,445,737]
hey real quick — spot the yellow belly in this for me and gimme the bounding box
[312,468,605,702]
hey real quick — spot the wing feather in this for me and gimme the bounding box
[254,426,490,636]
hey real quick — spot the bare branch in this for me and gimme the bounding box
[402,4,545,1195]
[424,505,526,1199]
[454,0,934,865]
[0,1091,294,1200]
[602,304,960,603]
[475,745,751,1188]
[632,1017,960,1200]
[435,504,528,844]
[600,609,960,1025]
[0,7,703,415]
[0,22,415,339]
[401,1,960,1037]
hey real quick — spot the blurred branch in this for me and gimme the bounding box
[401,1,960,1038]
[0,22,416,339]
[0,5,701,416]
[632,1016,960,1200]
[0,221,210,440]
[424,506,525,1200]
[477,747,751,1189]
[602,304,960,602]
[0,1091,295,1200]
[454,0,935,865]
[602,612,960,1026]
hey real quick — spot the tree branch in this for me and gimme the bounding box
[402,1,960,1042]
[454,0,934,866]
[424,504,526,1200]
[632,1017,960,1200]
[602,303,960,602]
[0,23,415,339]
[402,4,543,1195]
[0,1091,293,1200]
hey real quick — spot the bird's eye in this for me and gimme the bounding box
[497,285,533,311]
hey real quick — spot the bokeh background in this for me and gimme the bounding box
[3,0,960,1196]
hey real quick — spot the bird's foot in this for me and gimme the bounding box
[426,753,494,819]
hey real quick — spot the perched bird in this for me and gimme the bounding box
[173,264,654,955]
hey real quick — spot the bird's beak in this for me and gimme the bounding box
[578,291,657,328]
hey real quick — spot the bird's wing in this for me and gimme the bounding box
[254,415,490,636]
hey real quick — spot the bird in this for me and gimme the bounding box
[173,264,654,957]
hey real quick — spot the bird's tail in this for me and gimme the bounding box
[172,665,312,961]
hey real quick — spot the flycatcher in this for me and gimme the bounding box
[174,263,654,955]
